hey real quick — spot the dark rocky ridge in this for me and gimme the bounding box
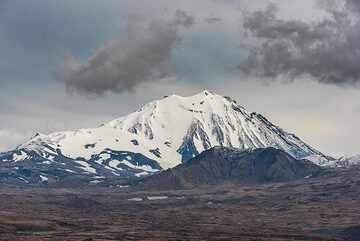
[137,147,321,190]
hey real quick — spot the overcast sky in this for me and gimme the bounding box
[0,0,359,158]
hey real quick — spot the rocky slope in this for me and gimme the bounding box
[136,147,321,190]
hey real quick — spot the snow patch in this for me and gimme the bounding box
[304,174,312,179]
[75,160,97,174]
[18,177,28,183]
[128,197,143,201]
[135,171,149,177]
[108,159,122,170]
[90,180,103,184]
[40,175,49,182]
[12,151,27,162]
[117,185,130,188]
[147,196,168,200]
[120,160,158,172]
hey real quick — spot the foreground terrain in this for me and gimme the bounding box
[0,168,359,241]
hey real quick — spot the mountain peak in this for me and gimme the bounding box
[161,90,226,102]
[202,89,216,95]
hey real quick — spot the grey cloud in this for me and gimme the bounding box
[204,14,222,24]
[53,11,194,96]
[0,0,10,16]
[0,128,33,152]
[238,0,360,86]
[345,0,360,12]
[0,0,9,8]
[173,9,195,28]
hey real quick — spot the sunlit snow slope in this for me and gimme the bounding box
[0,90,332,179]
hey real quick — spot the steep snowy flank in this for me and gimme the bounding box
[0,90,332,179]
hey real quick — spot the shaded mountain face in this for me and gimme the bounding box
[136,147,321,190]
[0,90,331,183]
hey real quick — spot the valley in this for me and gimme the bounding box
[0,168,359,241]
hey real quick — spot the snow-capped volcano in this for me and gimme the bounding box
[0,90,331,181]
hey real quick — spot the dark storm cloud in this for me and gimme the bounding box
[53,11,194,96]
[346,0,360,11]
[238,0,360,86]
